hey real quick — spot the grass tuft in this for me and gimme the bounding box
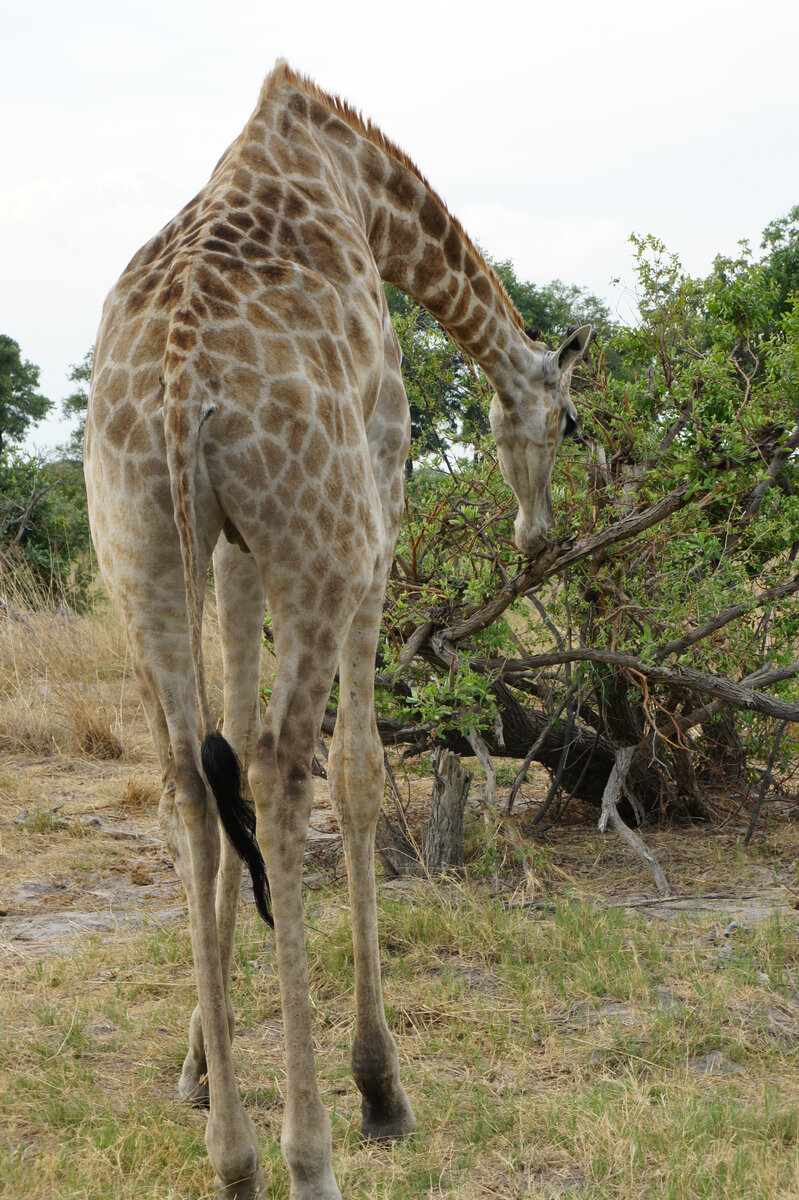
[120,776,160,810]
[73,707,125,759]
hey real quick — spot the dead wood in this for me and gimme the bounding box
[422,748,471,874]
[597,747,671,897]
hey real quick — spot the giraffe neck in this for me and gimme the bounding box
[253,66,538,397]
[360,154,528,389]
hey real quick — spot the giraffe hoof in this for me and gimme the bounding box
[359,1090,417,1141]
[214,1164,265,1200]
[359,1116,416,1141]
[178,1073,210,1108]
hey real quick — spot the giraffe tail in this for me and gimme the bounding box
[162,323,273,927]
[201,732,274,927]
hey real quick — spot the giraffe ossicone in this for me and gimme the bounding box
[85,59,590,1200]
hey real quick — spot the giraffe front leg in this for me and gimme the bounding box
[329,601,416,1142]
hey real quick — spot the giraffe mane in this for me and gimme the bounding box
[258,59,525,334]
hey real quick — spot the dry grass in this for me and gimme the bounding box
[120,777,160,811]
[0,573,239,764]
[0,580,131,759]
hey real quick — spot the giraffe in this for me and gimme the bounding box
[85,60,590,1200]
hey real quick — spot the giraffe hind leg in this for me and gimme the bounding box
[122,596,264,1194]
[327,581,416,1141]
[179,538,270,1109]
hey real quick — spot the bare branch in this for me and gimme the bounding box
[506,684,576,814]
[653,575,799,663]
[678,662,799,731]
[443,486,692,643]
[716,424,799,564]
[474,647,799,722]
[744,720,789,846]
[0,480,59,574]
[467,727,496,809]
[377,621,434,686]
[742,424,799,519]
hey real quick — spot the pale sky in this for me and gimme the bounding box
[3,0,799,451]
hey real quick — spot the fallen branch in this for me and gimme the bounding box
[606,892,762,908]
[0,595,34,631]
[506,891,763,912]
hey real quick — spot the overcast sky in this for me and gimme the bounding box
[3,0,799,450]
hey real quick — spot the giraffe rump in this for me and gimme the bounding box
[202,730,274,927]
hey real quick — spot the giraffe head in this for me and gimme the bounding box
[489,324,591,554]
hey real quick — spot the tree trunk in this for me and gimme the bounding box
[375,811,421,879]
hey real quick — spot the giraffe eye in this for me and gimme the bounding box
[563,411,578,438]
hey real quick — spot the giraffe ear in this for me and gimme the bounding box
[554,324,592,371]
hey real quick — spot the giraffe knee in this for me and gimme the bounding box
[328,735,384,827]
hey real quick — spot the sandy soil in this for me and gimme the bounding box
[2,741,797,967]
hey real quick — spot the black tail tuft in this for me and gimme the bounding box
[202,731,273,928]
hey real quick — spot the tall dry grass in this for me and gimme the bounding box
[0,570,232,763]
[0,573,130,758]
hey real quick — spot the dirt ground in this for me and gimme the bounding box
[2,740,797,965]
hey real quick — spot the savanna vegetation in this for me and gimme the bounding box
[1,214,798,1198]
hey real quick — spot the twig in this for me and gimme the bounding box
[597,747,671,897]
[543,724,603,828]
[744,719,789,846]
[526,692,576,827]
[506,684,576,814]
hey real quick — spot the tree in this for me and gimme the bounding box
[0,336,52,450]
[759,204,799,324]
[385,285,471,464]
[61,347,93,457]
[0,449,92,602]
[322,222,799,844]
